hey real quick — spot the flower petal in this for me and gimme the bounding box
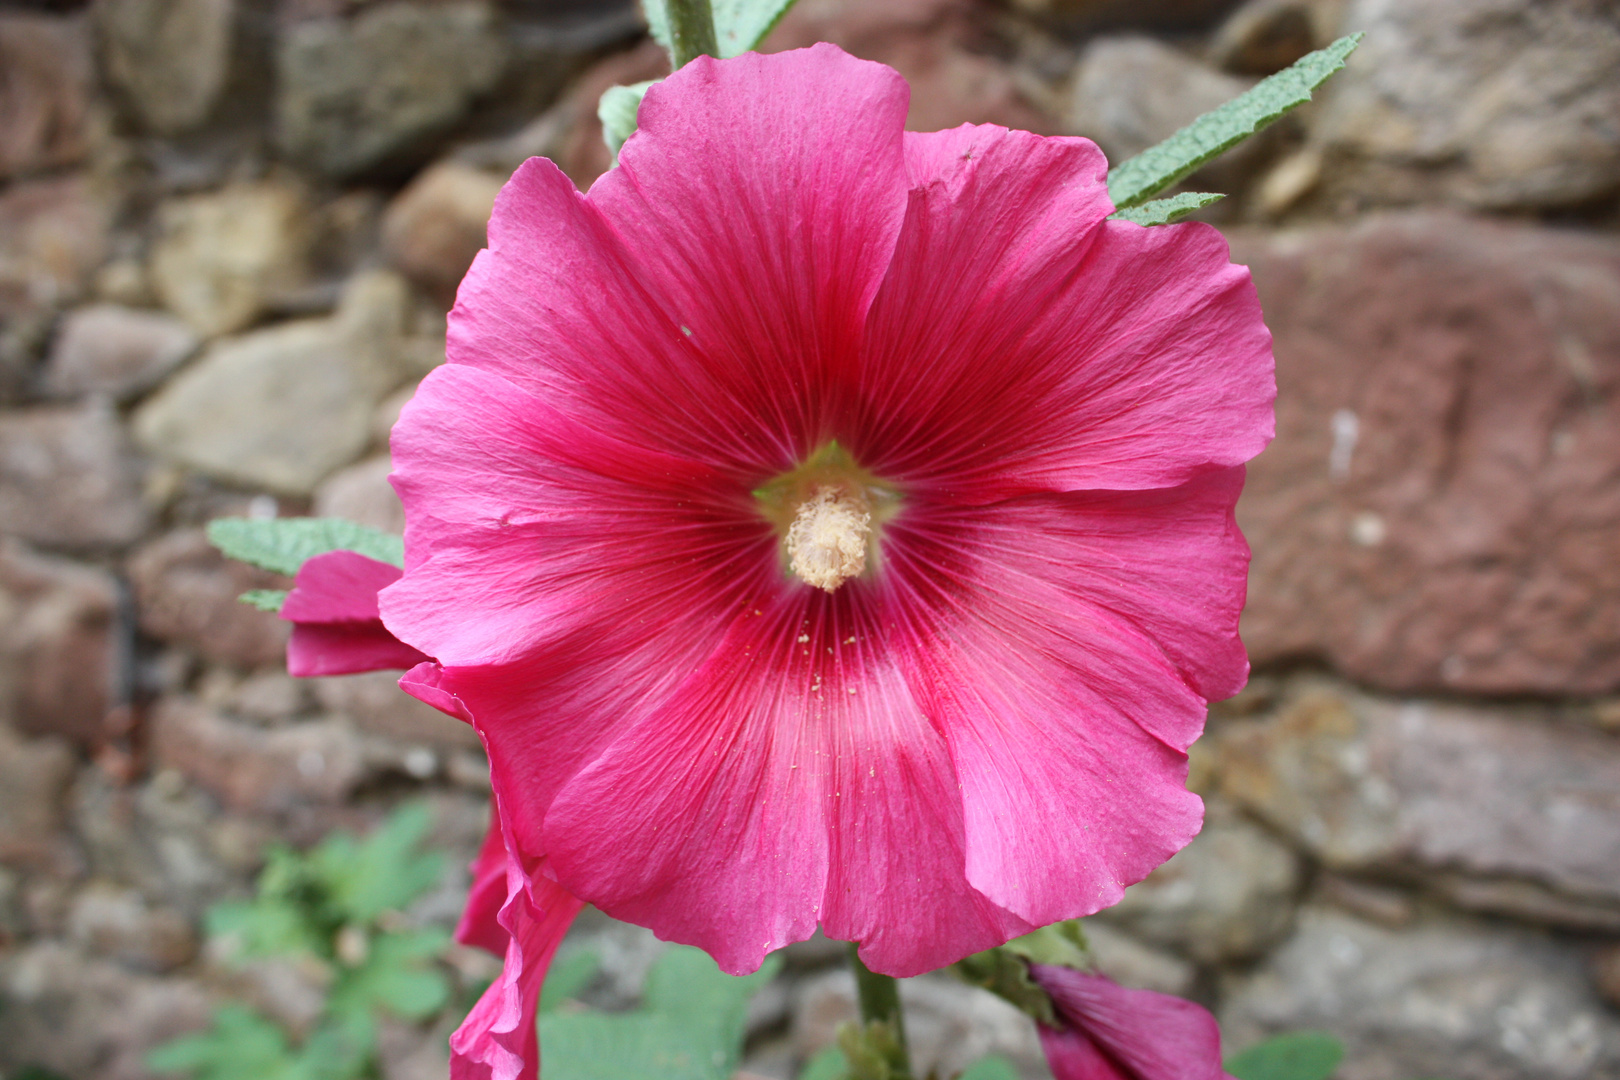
[886,480,1250,925]
[286,622,428,677]
[450,844,585,1080]
[1038,1025,1134,1080]
[446,45,910,475]
[281,550,402,623]
[1030,967,1231,1080]
[456,811,510,958]
[383,363,760,668]
[540,581,1033,977]
[858,124,1273,502]
[591,44,912,470]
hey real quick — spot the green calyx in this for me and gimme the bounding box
[953,921,1093,1027]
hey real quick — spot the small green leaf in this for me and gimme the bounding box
[1109,191,1225,226]
[643,0,797,59]
[146,1005,311,1080]
[600,80,659,156]
[239,589,289,612]
[327,927,452,1022]
[540,947,602,1012]
[799,1046,849,1080]
[1107,33,1362,210]
[1000,920,1089,969]
[1225,1031,1345,1080]
[207,517,404,578]
[957,1056,1021,1080]
[312,803,444,923]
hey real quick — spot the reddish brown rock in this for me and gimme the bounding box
[1214,678,1620,926]
[127,529,289,669]
[764,0,1055,135]
[43,303,198,401]
[0,13,94,180]
[147,697,366,813]
[1232,213,1620,694]
[0,539,117,745]
[0,403,148,549]
[382,160,504,304]
[0,173,113,318]
[313,670,481,751]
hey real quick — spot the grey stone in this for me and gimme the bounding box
[1221,906,1620,1080]
[1095,801,1302,963]
[66,882,197,972]
[275,1,509,179]
[1214,679,1620,926]
[0,539,118,745]
[0,942,213,1080]
[793,969,1046,1080]
[1313,0,1620,210]
[134,271,418,494]
[0,403,147,548]
[43,303,197,401]
[94,0,234,135]
[149,180,312,338]
[1080,920,1197,996]
[1062,35,1258,170]
[0,13,94,180]
[313,670,482,752]
[1209,0,1327,75]
[313,454,405,534]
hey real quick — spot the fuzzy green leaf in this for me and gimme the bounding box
[238,589,289,612]
[146,1006,311,1080]
[1107,33,1362,210]
[958,1057,1022,1080]
[540,945,780,1080]
[798,1047,849,1080]
[540,947,602,1013]
[312,803,444,923]
[600,80,658,156]
[1225,1031,1345,1080]
[643,0,797,59]
[207,517,403,578]
[1109,191,1225,225]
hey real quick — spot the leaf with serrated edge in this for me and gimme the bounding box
[207,517,404,577]
[1109,191,1225,226]
[1108,33,1362,210]
[643,0,797,59]
[239,589,289,613]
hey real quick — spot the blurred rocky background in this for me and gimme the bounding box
[0,0,1617,1077]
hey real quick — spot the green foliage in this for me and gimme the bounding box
[1109,191,1226,226]
[1107,33,1363,212]
[207,516,405,578]
[1226,1031,1345,1080]
[150,805,451,1080]
[239,588,290,613]
[956,1057,1021,1080]
[539,946,780,1080]
[643,0,798,59]
[953,920,1090,1027]
[600,81,658,156]
[799,1047,850,1080]
[540,947,603,1013]
[605,0,799,154]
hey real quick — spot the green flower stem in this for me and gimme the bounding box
[849,945,912,1079]
[665,0,719,67]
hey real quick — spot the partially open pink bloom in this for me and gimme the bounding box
[381,44,1273,977]
[1032,966,1236,1080]
[281,550,429,676]
[449,803,585,1080]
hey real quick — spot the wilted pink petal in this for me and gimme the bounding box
[1032,966,1234,1080]
[382,44,1274,976]
[281,550,428,676]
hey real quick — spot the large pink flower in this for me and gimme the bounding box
[380,44,1273,978]
[1032,966,1236,1080]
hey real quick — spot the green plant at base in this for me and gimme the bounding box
[147,804,452,1080]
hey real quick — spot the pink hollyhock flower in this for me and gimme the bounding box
[280,550,429,676]
[1031,966,1236,1080]
[380,43,1273,979]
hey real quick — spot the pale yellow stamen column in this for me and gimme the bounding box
[786,484,871,592]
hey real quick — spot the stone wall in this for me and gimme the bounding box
[0,1,1617,1078]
